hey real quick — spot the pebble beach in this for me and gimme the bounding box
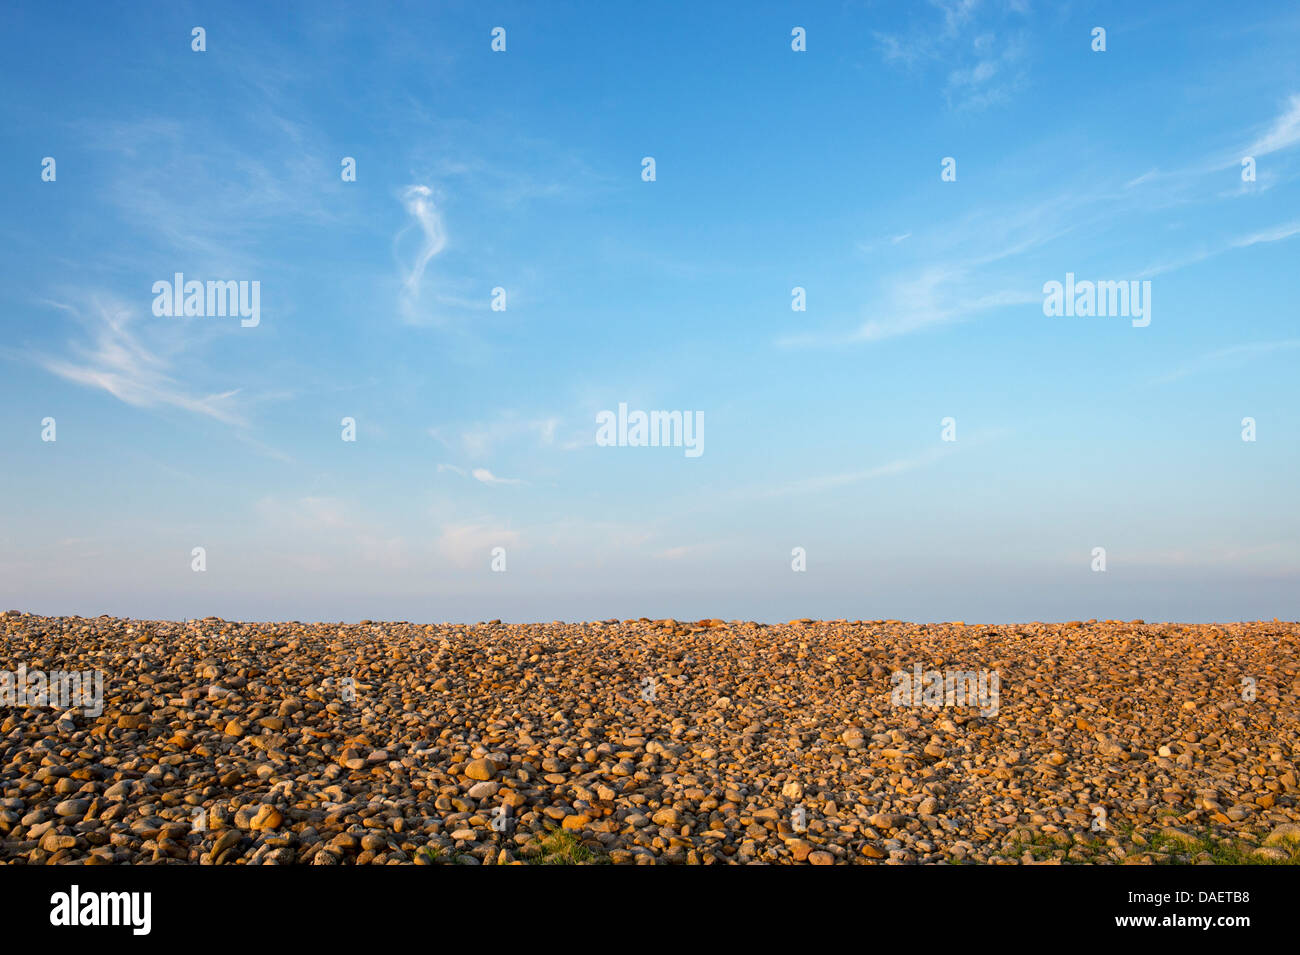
[2,611,1298,865]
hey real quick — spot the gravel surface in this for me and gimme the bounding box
[2,611,1297,864]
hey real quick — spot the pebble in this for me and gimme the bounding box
[53,799,88,818]
[250,806,283,831]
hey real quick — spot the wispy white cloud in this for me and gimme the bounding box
[1245,94,1300,157]
[875,1,1031,110]
[1153,339,1300,384]
[716,428,1009,504]
[421,152,598,207]
[759,449,952,498]
[1125,168,1160,188]
[734,444,957,502]
[1139,219,1300,277]
[1232,220,1300,248]
[656,545,694,560]
[791,183,1102,349]
[80,115,340,271]
[936,0,981,36]
[854,284,1037,344]
[1170,93,1300,178]
[437,460,527,486]
[806,95,1300,352]
[472,467,524,486]
[27,297,245,425]
[256,496,352,531]
[396,184,449,324]
[432,413,559,457]
[778,265,1039,347]
[253,495,408,570]
[435,522,519,568]
[944,31,1028,110]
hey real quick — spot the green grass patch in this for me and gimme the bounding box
[1147,828,1300,865]
[520,829,609,865]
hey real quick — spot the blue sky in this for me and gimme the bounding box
[2,0,1298,623]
